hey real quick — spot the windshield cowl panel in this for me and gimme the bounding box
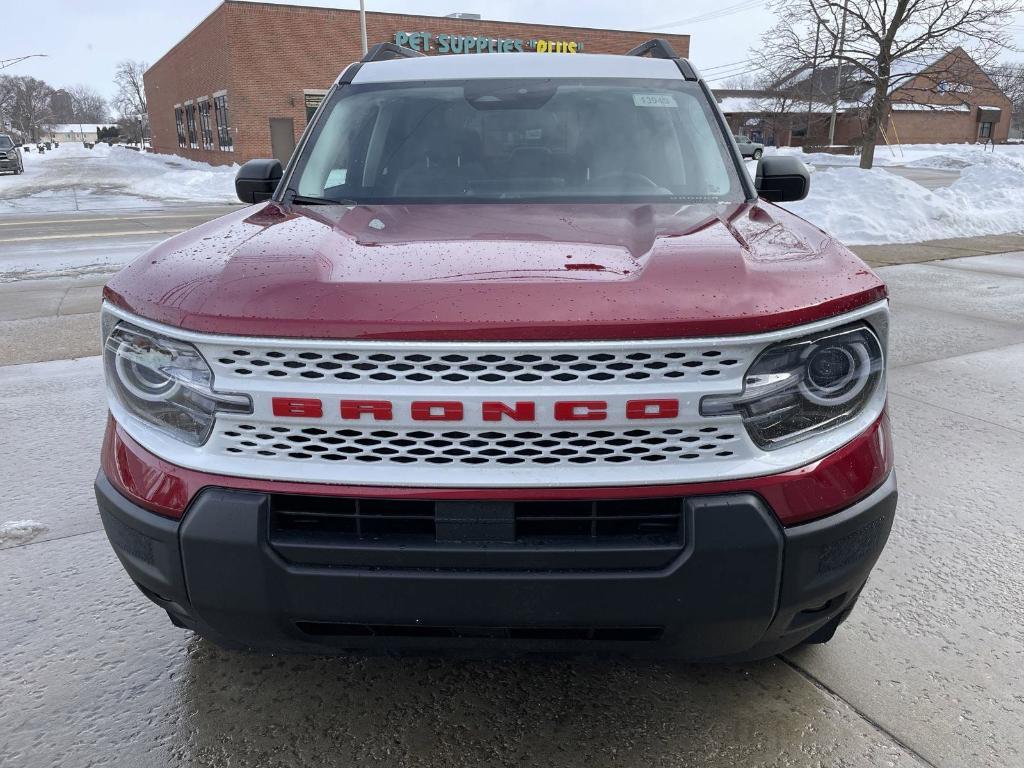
[289,78,745,207]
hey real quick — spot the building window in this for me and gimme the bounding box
[198,99,214,150]
[174,107,186,148]
[304,90,327,124]
[214,93,233,151]
[979,121,993,139]
[185,103,198,149]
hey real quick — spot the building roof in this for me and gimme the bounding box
[44,123,116,133]
[889,102,970,112]
[350,52,685,84]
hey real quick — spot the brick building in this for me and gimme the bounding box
[144,2,690,166]
[717,47,1012,148]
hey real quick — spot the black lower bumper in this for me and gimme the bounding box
[95,473,896,660]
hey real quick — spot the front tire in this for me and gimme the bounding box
[752,148,763,160]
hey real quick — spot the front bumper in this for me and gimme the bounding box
[95,470,897,660]
[0,157,19,170]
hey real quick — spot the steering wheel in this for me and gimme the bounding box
[590,171,668,193]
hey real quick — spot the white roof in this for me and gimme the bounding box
[44,124,116,133]
[350,52,684,84]
[718,96,839,113]
[890,102,970,112]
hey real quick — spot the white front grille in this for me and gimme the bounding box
[216,422,741,466]
[208,346,744,385]
[103,301,889,489]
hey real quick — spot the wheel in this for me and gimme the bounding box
[752,148,763,160]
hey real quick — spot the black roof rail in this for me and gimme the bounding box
[625,39,680,60]
[361,42,424,63]
[625,38,699,81]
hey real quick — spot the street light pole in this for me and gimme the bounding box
[359,0,368,55]
[827,0,850,147]
[0,53,48,70]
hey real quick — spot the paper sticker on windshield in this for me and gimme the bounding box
[633,93,677,108]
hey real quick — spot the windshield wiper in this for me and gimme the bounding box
[287,194,359,206]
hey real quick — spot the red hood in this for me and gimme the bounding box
[104,201,885,340]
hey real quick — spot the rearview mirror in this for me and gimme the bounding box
[235,159,283,204]
[755,156,810,202]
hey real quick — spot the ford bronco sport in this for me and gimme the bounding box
[96,41,896,660]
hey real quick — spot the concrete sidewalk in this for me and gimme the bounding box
[2,235,1023,367]
[851,233,1024,266]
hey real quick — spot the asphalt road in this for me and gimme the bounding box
[0,204,242,281]
[1,251,1023,766]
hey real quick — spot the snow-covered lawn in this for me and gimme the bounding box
[0,142,238,207]
[2,141,1022,248]
[770,143,1024,245]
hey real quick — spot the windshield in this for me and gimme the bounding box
[291,78,744,204]
[0,136,14,150]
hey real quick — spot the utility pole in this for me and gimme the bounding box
[359,0,368,55]
[828,0,850,146]
[805,20,821,147]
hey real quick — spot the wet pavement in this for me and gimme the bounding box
[2,253,1024,766]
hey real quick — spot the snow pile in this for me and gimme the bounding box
[783,157,1024,244]
[0,519,48,546]
[770,143,1024,244]
[770,142,1024,168]
[5,142,239,204]
[106,146,239,202]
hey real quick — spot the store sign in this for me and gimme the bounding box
[394,32,582,54]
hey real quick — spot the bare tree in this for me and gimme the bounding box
[989,61,1024,136]
[113,59,147,117]
[66,84,109,123]
[762,0,1022,168]
[719,73,760,90]
[0,75,17,132]
[0,75,53,140]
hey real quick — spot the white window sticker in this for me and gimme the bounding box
[633,93,677,108]
[325,168,348,187]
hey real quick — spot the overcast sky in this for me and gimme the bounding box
[2,0,1023,106]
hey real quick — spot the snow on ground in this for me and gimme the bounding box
[0,519,48,546]
[2,141,1023,248]
[0,142,238,209]
[770,143,1024,245]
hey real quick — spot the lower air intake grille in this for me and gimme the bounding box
[269,495,684,544]
[295,622,664,642]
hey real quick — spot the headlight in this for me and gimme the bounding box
[701,323,884,450]
[103,320,251,446]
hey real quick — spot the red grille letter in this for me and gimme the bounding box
[411,401,464,421]
[340,400,393,420]
[554,401,607,421]
[482,401,536,422]
[272,397,323,418]
[626,399,680,420]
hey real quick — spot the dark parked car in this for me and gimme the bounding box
[734,134,764,159]
[0,134,24,174]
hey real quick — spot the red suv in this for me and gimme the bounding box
[96,41,895,660]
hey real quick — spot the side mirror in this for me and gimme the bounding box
[755,156,810,202]
[235,159,283,204]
